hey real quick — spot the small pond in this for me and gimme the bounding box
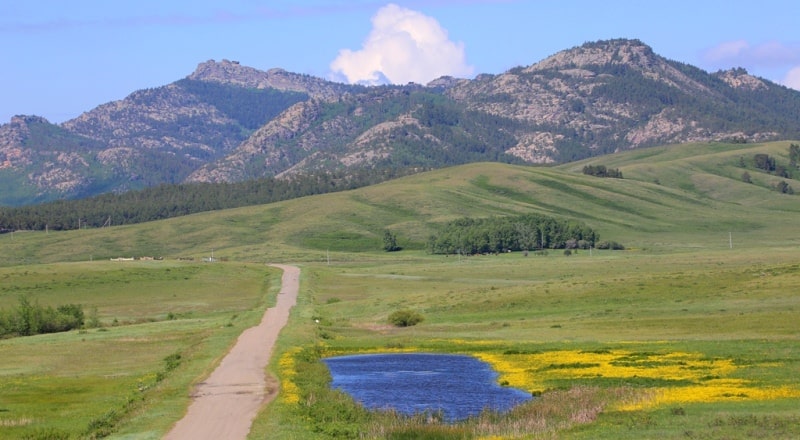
[323,353,532,421]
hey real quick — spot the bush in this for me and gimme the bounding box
[775,180,794,194]
[388,310,424,327]
[596,240,625,250]
[383,230,401,252]
[0,297,85,338]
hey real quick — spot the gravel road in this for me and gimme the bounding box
[164,264,299,440]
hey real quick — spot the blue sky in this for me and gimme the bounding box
[2,0,799,124]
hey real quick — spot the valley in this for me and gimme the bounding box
[1,140,798,438]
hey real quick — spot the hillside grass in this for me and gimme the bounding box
[0,140,798,439]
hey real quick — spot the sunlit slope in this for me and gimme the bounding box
[2,140,798,266]
[563,140,800,208]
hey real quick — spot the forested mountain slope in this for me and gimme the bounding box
[3,39,800,206]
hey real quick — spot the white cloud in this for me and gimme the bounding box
[329,3,473,85]
[703,40,750,63]
[784,66,800,91]
[703,40,800,68]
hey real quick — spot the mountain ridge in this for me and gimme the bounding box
[2,38,800,206]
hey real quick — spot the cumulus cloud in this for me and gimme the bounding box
[703,40,800,67]
[703,39,800,91]
[329,3,473,85]
[703,40,750,64]
[784,67,800,91]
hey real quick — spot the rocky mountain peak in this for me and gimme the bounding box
[4,39,800,206]
[714,68,768,91]
[1,115,51,148]
[1,115,58,173]
[187,59,351,101]
[426,75,467,89]
[7,115,50,127]
[188,59,280,87]
[520,38,712,95]
[524,39,656,73]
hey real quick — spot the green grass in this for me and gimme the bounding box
[255,250,800,439]
[3,141,800,266]
[1,140,799,439]
[0,261,280,439]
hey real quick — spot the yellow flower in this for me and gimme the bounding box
[473,348,800,410]
[278,348,302,404]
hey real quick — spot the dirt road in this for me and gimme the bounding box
[164,264,299,440]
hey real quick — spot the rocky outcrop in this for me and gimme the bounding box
[3,39,800,205]
[188,59,356,101]
[714,68,769,91]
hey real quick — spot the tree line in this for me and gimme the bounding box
[0,166,426,232]
[426,213,617,255]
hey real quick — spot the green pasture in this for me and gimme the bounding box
[0,261,280,439]
[0,140,799,438]
[3,141,800,268]
[255,248,800,439]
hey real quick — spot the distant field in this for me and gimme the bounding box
[1,141,798,439]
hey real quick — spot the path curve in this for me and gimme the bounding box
[164,264,299,440]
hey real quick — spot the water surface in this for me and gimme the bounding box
[323,353,532,421]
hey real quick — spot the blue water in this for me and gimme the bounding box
[323,353,532,421]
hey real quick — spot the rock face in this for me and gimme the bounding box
[714,68,769,91]
[188,59,355,101]
[3,39,800,205]
[0,116,35,169]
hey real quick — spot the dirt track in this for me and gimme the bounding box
[164,264,299,440]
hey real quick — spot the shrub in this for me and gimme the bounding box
[383,230,401,252]
[388,310,424,327]
[775,180,794,194]
[0,297,85,338]
[596,240,625,250]
[20,427,71,440]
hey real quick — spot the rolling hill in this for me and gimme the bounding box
[2,140,798,267]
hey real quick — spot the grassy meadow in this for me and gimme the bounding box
[0,261,280,439]
[1,140,799,439]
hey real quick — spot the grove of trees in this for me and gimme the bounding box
[582,165,623,178]
[426,213,611,255]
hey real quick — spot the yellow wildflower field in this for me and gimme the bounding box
[291,342,799,416]
[473,349,800,410]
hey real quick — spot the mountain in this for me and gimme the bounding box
[3,39,800,206]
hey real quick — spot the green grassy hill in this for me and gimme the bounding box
[2,140,799,439]
[2,140,798,267]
